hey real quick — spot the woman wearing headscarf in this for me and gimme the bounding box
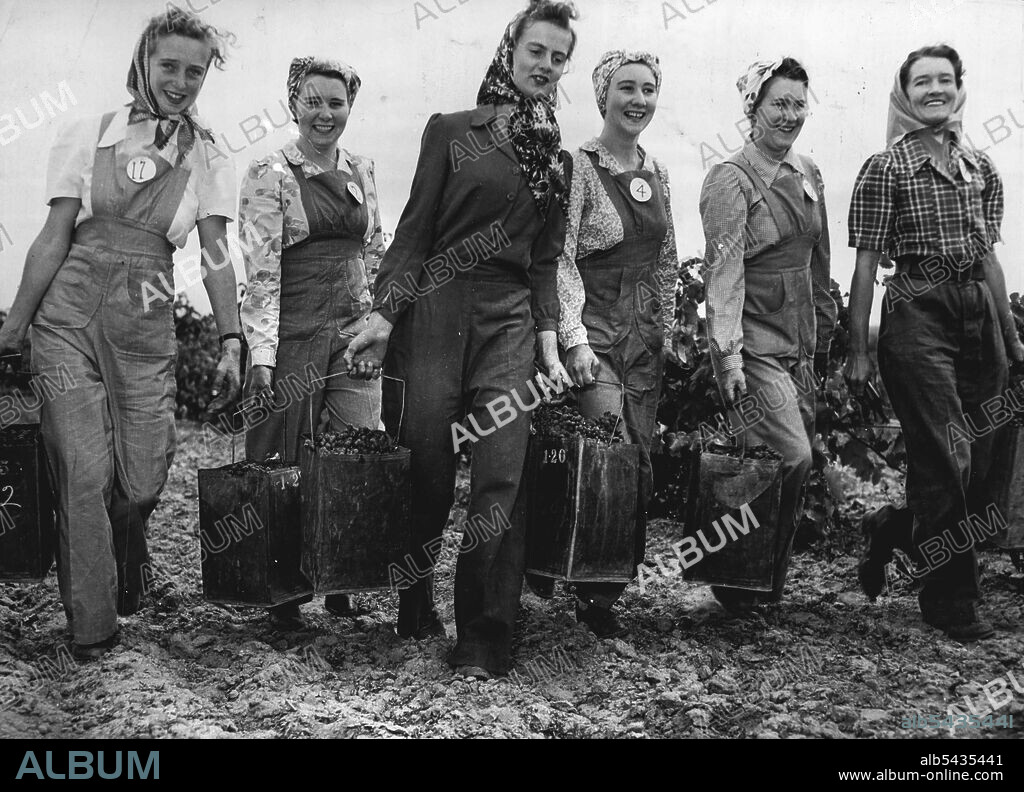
[846,45,1023,642]
[238,57,385,626]
[0,5,240,659]
[551,50,678,637]
[346,0,577,679]
[699,57,836,610]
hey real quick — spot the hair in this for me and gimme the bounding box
[751,57,809,115]
[512,0,580,59]
[142,4,232,71]
[898,44,964,93]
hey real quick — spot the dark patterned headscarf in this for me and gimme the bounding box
[592,50,662,117]
[126,31,214,166]
[476,12,568,216]
[287,57,362,121]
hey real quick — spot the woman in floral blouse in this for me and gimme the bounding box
[551,50,678,638]
[238,56,385,625]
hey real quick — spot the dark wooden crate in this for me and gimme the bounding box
[986,423,1024,551]
[198,463,312,606]
[0,425,55,581]
[682,450,782,591]
[524,435,640,583]
[299,447,412,594]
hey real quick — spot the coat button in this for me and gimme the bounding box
[506,193,515,201]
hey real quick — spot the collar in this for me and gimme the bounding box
[581,138,649,174]
[742,141,804,185]
[282,139,354,176]
[98,107,133,148]
[896,133,978,176]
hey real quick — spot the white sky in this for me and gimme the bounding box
[1,0,1022,322]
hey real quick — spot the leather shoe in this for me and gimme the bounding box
[324,594,359,617]
[268,601,305,630]
[575,599,627,639]
[525,573,556,600]
[920,597,995,643]
[71,632,119,661]
[455,665,493,681]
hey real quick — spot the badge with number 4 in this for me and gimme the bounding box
[630,178,652,203]
[126,156,157,184]
[348,182,364,205]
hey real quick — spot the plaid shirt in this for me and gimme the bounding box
[848,133,1003,262]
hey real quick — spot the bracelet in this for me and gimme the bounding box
[219,333,245,346]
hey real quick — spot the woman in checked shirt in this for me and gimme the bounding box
[846,45,1024,643]
[699,57,836,611]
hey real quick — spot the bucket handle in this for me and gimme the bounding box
[306,370,406,447]
[698,408,747,461]
[590,377,627,444]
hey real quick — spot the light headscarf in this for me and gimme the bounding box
[476,10,568,216]
[287,57,362,122]
[737,58,786,121]
[126,30,215,166]
[886,68,965,148]
[592,50,662,118]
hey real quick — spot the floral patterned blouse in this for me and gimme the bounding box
[238,140,386,368]
[557,138,678,351]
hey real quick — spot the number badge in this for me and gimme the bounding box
[802,177,819,202]
[347,182,365,205]
[630,178,652,203]
[126,156,157,184]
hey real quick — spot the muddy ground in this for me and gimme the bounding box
[1,421,1022,739]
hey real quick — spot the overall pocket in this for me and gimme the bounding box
[33,245,104,329]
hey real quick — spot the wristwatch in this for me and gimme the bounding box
[219,333,245,346]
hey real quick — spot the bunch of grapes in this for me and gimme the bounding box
[707,442,783,462]
[531,404,624,444]
[225,460,294,475]
[306,427,400,456]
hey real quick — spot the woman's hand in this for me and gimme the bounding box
[344,312,393,381]
[844,350,873,397]
[247,365,275,403]
[1007,336,1024,366]
[719,368,747,408]
[535,330,572,397]
[0,321,27,358]
[565,344,598,388]
[207,340,242,416]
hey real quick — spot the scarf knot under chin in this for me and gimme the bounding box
[126,33,214,166]
[476,13,568,216]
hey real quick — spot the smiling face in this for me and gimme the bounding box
[293,75,350,152]
[751,77,808,157]
[511,20,573,100]
[602,63,659,138]
[905,56,959,126]
[147,34,212,115]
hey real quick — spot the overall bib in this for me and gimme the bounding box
[573,152,668,609]
[245,160,381,465]
[33,111,186,644]
[725,153,822,601]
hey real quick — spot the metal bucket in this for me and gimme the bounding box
[524,435,641,583]
[986,423,1024,551]
[682,445,782,591]
[197,462,312,606]
[299,446,411,594]
[0,424,55,581]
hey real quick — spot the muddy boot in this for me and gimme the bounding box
[920,596,995,643]
[324,594,359,617]
[575,598,627,639]
[858,505,914,600]
[268,602,305,630]
[525,573,556,600]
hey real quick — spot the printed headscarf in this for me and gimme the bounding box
[287,57,362,121]
[126,30,214,166]
[592,50,662,118]
[736,57,785,120]
[886,68,965,148]
[476,11,568,216]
